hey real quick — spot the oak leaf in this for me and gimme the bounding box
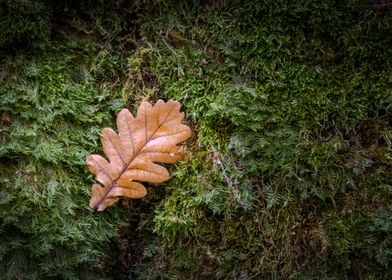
[86,100,191,211]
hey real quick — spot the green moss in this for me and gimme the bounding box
[0,0,51,49]
[1,0,391,279]
[128,0,392,278]
[0,3,130,278]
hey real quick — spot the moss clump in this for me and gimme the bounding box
[0,0,51,49]
[127,0,392,278]
[0,1,133,278]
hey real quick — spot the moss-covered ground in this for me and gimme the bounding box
[1,0,391,279]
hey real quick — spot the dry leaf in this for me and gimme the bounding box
[86,100,191,211]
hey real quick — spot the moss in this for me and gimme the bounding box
[0,2,131,278]
[1,0,391,279]
[128,0,392,278]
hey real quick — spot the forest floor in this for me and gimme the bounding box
[1,1,392,279]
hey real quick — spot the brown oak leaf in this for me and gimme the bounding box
[86,100,191,211]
